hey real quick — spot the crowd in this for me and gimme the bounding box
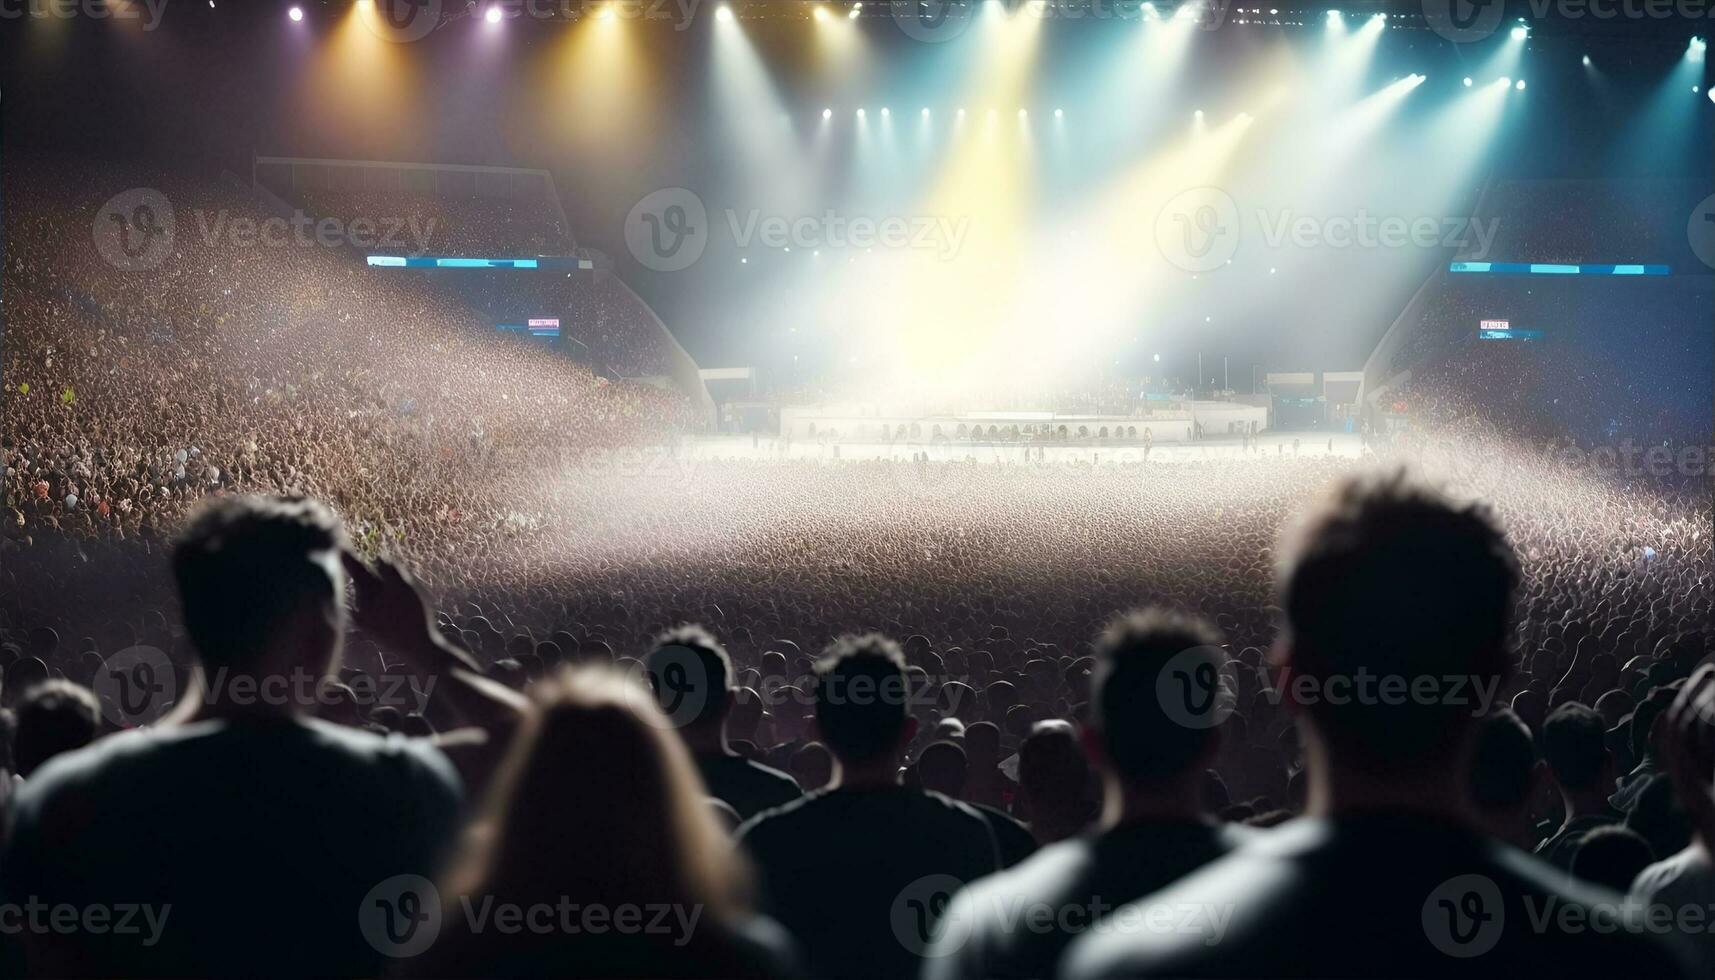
[1383,271,1712,451]
[2,157,697,555]
[3,158,1714,979]
[0,459,1708,976]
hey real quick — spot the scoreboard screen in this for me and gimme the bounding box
[1478,318,1542,341]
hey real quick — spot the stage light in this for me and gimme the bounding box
[1177,4,1198,20]
[921,107,930,117]
[1054,108,1064,118]
[1326,10,1339,19]
[1194,109,1204,119]
[1463,77,1473,87]
[848,5,860,19]
[288,5,302,21]
[822,108,832,119]
[1499,76,1511,87]
[814,5,829,21]
[484,5,502,25]
[1141,1,1158,17]
[1515,79,1526,90]
[1709,88,1715,105]
[1153,354,1161,362]
[881,107,890,117]
[1582,55,1592,66]
[1511,25,1527,41]
[1018,108,1027,118]
[857,108,866,118]
[716,5,733,22]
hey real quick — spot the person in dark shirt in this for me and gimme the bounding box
[1536,703,1623,871]
[737,634,1000,980]
[0,496,515,977]
[1062,471,1689,979]
[643,625,801,821]
[924,609,1248,980]
[916,738,1038,868]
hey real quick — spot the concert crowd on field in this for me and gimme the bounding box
[0,164,1713,978]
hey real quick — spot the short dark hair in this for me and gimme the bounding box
[172,496,346,670]
[1542,703,1610,793]
[1570,825,1655,893]
[814,634,911,766]
[15,679,100,777]
[645,624,734,728]
[1469,710,1537,810]
[1092,609,1226,782]
[1278,471,1518,766]
[916,740,968,795]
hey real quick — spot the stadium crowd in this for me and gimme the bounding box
[1,162,1712,979]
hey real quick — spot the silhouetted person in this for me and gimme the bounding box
[1468,709,1545,851]
[644,625,799,821]
[0,496,514,977]
[926,610,1248,980]
[1536,702,1623,870]
[1569,825,1653,893]
[737,635,999,980]
[1015,720,1098,843]
[1063,471,1688,979]
[11,679,100,779]
[917,739,1037,868]
[415,669,794,978]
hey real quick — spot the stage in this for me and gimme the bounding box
[679,431,1368,465]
